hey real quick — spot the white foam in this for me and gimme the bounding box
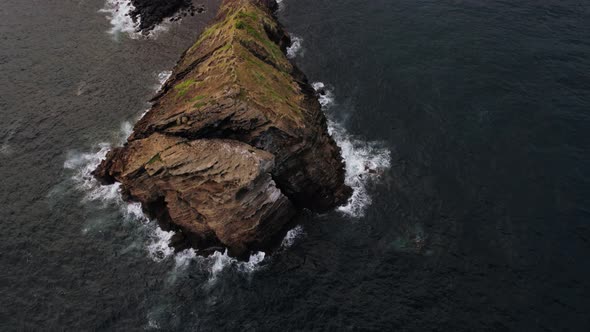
[194,250,266,284]
[146,228,176,262]
[65,61,330,276]
[287,35,304,59]
[63,120,267,275]
[64,143,121,204]
[63,142,185,264]
[237,251,266,273]
[312,82,391,218]
[164,249,267,285]
[100,1,177,40]
[99,0,140,39]
[311,82,335,108]
[138,109,150,120]
[330,122,391,217]
[125,202,149,222]
[155,71,172,91]
[63,69,184,262]
[64,79,385,280]
[119,121,133,143]
[280,225,304,248]
[149,22,172,39]
[174,248,197,268]
[208,250,235,281]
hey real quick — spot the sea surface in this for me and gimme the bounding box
[1,0,590,330]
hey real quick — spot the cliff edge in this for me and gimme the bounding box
[94,0,351,257]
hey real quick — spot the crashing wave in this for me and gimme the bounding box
[155,70,172,91]
[99,0,170,40]
[64,71,173,257]
[206,250,265,282]
[99,0,140,39]
[312,82,391,218]
[287,35,304,59]
[280,225,304,248]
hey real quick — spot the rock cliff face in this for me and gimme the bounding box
[94,0,351,257]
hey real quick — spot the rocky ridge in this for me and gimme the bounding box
[95,0,351,257]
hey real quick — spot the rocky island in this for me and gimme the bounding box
[94,0,351,258]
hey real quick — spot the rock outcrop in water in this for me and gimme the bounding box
[94,0,351,257]
[129,0,207,32]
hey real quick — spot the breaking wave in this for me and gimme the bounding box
[99,0,139,39]
[200,250,266,284]
[155,70,172,90]
[287,35,304,59]
[99,0,170,40]
[280,225,305,248]
[64,143,120,204]
[312,82,391,218]
[64,71,174,262]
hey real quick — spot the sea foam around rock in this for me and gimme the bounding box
[312,82,391,218]
[65,17,387,279]
[63,135,269,281]
[280,225,305,248]
[99,0,140,39]
[287,35,304,59]
[99,0,170,40]
[63,71,268,280]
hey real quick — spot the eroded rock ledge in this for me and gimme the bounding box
[94,0,351,257]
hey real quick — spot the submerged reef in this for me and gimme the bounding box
[94,0,351,257]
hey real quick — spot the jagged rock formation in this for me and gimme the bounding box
[130,0,203,32]
[95,0,351,257]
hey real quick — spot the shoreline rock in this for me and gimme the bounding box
[129,0,204,32]
[94,0,351,258]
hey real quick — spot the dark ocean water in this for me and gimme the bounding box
[2,0,590,330]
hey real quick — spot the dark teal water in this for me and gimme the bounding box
[1,0,590,330]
